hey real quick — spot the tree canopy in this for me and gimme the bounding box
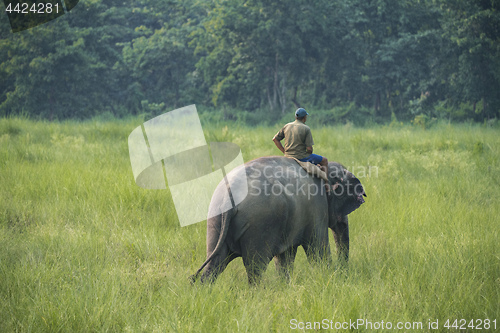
[1,0,499,122]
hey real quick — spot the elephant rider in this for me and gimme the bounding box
[272,107,331,191]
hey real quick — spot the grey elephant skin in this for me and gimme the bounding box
[191,156,366,284]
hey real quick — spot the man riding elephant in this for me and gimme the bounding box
[190,109,366,285]
[272,108,330,189]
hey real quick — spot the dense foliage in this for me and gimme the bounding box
[1,0,499,122]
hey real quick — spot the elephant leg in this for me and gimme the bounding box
[274,246,298,281]
[200,244,238,283]
[243,257,270,285]
[332,215,349,266]
[242,247,272,285]
[303,235,332,267]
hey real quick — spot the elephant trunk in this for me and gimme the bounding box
[330,215,349,266]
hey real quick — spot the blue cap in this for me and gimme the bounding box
[295,108,309,117]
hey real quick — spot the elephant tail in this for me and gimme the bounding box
[190,207,234,283]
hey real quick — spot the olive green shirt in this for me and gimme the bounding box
[275,120,314,159]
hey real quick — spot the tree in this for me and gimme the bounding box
[120,0,203,112]
[0,0,149,118]
[438,0,500,120]
[321,0,443,118]
[191,0,334,113]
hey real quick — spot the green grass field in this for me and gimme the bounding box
[0,117,498,332]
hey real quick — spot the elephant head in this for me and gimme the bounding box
[327,163,367,217]
[325,162,366,264]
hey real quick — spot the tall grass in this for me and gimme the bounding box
[0,117,498,332]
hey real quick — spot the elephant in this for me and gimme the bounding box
[190,156,366,284]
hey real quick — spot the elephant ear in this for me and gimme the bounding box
[335,171,366,216]
[328,163,345,184]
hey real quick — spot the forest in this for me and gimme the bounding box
[1,0,499,124]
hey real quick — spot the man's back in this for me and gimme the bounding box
[272,108,330,189]
[275,120,314,159]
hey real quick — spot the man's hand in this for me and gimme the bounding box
[272,136,285,154]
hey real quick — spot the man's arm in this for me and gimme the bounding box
[306,146,313,154]
[272,135,285,154]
